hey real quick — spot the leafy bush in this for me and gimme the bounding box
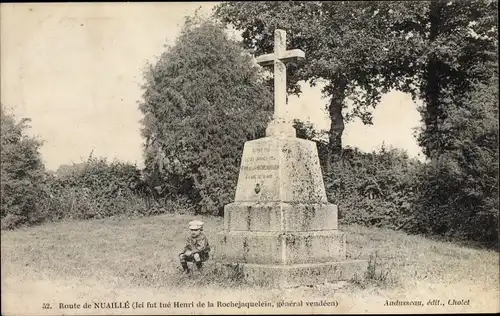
[324,145,422,231]
[51,155,153,220]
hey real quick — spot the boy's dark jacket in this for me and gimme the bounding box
[184,233,210,254]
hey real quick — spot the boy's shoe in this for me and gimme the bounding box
[195,262,203,271]
[181,262,190,275]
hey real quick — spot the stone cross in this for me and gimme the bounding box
[255,29,305,120]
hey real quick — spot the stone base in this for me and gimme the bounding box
[215,230,346,265]
[214,261,368,288]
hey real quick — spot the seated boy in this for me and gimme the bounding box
[179,220,210,273]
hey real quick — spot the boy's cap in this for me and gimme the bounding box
[189,220,204,230]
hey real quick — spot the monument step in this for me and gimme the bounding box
[214,260,368,288]
[224,201,338,232]
[214,230,346,265]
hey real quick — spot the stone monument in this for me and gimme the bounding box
[215,29,367,288]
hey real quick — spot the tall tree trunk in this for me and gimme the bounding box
[421,0,443,160]
[326,78,347,169]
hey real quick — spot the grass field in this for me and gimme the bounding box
[2,214,499,315]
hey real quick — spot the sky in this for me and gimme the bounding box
[1,2,424,171]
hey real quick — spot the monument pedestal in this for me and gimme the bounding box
[215,133,367,288]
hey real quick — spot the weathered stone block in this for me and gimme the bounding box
[224,202,338,232]
[234,137,328,203]
[214,230,346,265]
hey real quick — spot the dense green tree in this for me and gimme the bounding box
[138,17,273,215]
[413,69,499,245]
[0,105,48,228]
[214,0,497,162]
[380,0,498,158]
[393,0,498,245]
